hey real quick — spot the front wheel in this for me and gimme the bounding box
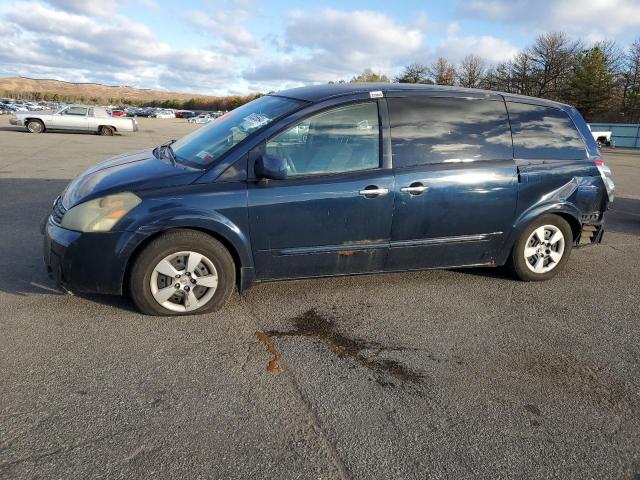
[129,230,236,315]
[27,120,45,133]
[510,214,573,281]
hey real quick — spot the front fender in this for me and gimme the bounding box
[129,207,254,270]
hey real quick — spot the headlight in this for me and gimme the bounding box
[61,192,141,232]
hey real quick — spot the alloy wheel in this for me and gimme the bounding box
[523,225,565,274]
[149,250,219,313]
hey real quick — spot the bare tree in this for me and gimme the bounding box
[457,55,485,88]
[394,63,432,84]
[349,68,390,83]
[527,32,581,100]
[429,57,456,86]
[390,33,639,121]
[510,51,536,96]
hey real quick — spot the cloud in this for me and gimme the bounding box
[45,0,119,16]
[458,0,640,36]
[0,2,236,93]
[185,10,262,56]
[245,8,424,83]
[436,35,519,64]
[286,8,423,57]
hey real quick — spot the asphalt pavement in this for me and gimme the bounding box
[0,117,638,479]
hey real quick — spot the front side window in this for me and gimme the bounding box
[388,96,512,167]
[64,107,88,116]
[507,102,586,159]
[266,102,380,176]
[172,95,303,168]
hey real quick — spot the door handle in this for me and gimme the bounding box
[400,182,429,195]
[358,186,389,197]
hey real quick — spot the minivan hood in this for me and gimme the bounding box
[62,148,203,208]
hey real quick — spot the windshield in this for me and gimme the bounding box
[171,95,304,168]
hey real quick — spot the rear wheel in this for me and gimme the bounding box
[27,120,44,133]
[100,126,114,136]
[129,230,235,316]
[510,214,573,281]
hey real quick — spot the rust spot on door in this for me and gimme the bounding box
[256,331,284,373]
[337,248,374,256]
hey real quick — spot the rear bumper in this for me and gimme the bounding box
[575,219,605,248]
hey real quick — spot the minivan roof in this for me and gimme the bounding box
[271,83,571,109]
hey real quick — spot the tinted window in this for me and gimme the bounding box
[388,96,512,167]
[266,102,380,176]
[507,102,586,159]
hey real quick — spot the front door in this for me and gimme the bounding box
[386,93,518,270]
[53,106,89,130]
[248,101,394,280]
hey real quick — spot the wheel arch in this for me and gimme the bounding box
[497,203,581,265]
[98,124,117,132]
[25,118,45,130]
[122,224,253,296]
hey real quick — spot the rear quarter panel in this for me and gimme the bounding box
[496,104,608,264]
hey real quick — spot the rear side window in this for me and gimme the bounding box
[507,102,586,159]
[388,96,512,167]
[63,106,88,116]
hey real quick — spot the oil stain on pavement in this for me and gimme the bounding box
[257,308,426,389]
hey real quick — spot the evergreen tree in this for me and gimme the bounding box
[566,46,615,119]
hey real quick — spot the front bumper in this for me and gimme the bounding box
[42,216,146,295]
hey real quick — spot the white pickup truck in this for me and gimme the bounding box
[588,124,612,146]
[9,105,138,136]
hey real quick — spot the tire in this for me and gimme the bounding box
[129,230,236,316]
[100,126,115,136]
[509,214,573,282]
[26,120,44,133]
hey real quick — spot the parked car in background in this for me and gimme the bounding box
[175,110,196,119]
[42,84,614,316]
[109,109,126,117]
[588,124,612,146]
[131,107,153,117]
[188,114,212,124]
[10,105,138,135]
[152,110,175,119]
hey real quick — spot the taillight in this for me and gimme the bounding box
[594,156,615,202]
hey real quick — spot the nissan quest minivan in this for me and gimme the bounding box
[42,83,615,315]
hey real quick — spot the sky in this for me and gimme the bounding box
[0,0,639,96]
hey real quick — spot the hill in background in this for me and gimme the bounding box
[0,77,259,110]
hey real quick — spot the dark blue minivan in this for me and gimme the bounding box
[43,84,615,315]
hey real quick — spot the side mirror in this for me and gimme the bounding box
[255,154,288,180]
